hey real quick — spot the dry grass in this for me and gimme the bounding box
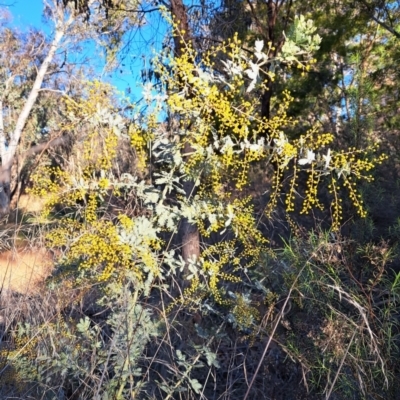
[0,246,54,294]
[16,194,47,215]
[0,194,54,295]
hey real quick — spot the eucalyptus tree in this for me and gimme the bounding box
[0,4,73,215]
[0,0,141,215]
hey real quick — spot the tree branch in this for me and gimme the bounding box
[5,10,74,166]
[0,134,70,184]
[357,0,400,39]
[370,14,400,38]
[24,135,69,158]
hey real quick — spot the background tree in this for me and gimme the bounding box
[0,3,74,215]
[0,0,141,215]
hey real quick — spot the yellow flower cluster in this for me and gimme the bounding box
[28,165,72,216]
[118,213,135,230]
[9,333,38,360]
[28,80,124,222]
[324,146,388,229]
[196,205,225,237]
[202,241,241,304]
[167,276,207,313]
[64,80,116,119]
[328,178,343,231]
[98,177,110,190]
[264,111,386,230]
[84,193,98,223]
[153,38,274,192]
[301,166,324,214]
[129,124,153,172]
[81,128,118,173]
[230,197,268,265]
[231,293,260,331]
[265,167,284,219]
[47,213,162,284]
[61,220,134,281]
[29,165,71,197]
[64,81,120,175]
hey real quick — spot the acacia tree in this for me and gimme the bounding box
[156,0,302,268]
[93,0,391,266]
[90,0,297,268]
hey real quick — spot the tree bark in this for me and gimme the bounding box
[169,0,201,273]
[180,142,200,270]
[259,0,290,176]
[0,100,9,215]
[261,0,285,129]
[0,165,11,216]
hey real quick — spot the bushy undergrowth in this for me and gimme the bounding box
[276,230,400,398]
[1,216,399,399]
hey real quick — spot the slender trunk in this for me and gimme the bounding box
[169,0,200,273]
[0,100,10,215]
[0,167,11,216]
[8,28,65,158]
[260,1,278,168]
[180,142,200,270]
[260,0,283,130]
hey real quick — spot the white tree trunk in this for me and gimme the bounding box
[7,28,65,164]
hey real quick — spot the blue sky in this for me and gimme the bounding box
[4,0,43,27]
[2,0,167,102]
